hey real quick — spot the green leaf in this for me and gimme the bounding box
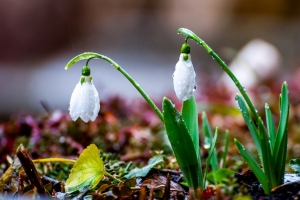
[202,112,218,172]
[234,139,269,193]
[203,129,218,187]
[235,94,262,160]
[289,159,300,175]
[221,130,230,168]
[162,97,201,189]
[258,118,276,189]
[65,144,104,192]
[265,103,276,154]
[124,156,164,178]
[274,82,289,184]
[206,168,235,183]
[182,96,199,160]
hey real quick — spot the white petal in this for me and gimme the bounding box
[90,83,100,121]
[69,76,100,122]
[78,82,97,122]
[173,54,196,101]
[69,82,82,121]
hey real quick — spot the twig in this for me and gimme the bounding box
[16,147,48,197]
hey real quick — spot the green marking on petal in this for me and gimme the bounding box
[183,54,189,61]
[81,77,85,85]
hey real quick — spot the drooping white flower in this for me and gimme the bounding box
[69,66,100,122]
[173,53,196,101]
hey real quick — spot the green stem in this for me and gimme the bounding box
[104,171,122,183]
[177,28,259,123]
[33,158,76,164]
[65,52,164,122]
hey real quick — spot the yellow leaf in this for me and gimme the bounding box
[65,144,104,192]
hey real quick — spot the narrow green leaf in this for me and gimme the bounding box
[202,112,218,172]
[235,94,262,159]
[203,129,218,187]
[289,158,300,175]
[182,96,199,160]
[234,139,269,193]
[258,118,276,189]
[124,156,164,178]
[274,82,289,155]
[163,97,201,189]
[265,103,276,154]
[275,133,288,185]
[274,82,289,185]
[221,130,230,169]
[65,144,104,192]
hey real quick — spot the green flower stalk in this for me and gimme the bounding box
[65,53,163,122]
[178,28,290,194]
[65,49,218,195]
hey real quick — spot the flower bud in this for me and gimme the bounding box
[173,53,196,101]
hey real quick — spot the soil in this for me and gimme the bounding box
[235,170,300,200]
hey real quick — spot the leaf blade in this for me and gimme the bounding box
[182,96,199,160]
[235,94,262,160]
[163,97,201,189]
[234,139,268,193]
[65,144,104,192]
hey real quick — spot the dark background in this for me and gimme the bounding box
[0,0,300,118]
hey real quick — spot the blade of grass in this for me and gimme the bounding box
[202,112,218,172]
[258,118,277,189]
[265,103,276,155]
[235,94,262,160]
[234,139,269,193]
[163,97,202,189]
[274,82,289,184]
[203,128,218,188]
[182,96,199,160]
[275,132,288,185]
[274,82,289,155]
[221,130,230,169]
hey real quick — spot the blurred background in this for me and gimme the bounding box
[0,0,300,119]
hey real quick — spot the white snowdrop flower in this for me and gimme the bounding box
[173,43,196,101]
[69,66,100,122]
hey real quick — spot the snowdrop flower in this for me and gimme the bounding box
[173,43,196,101]
[69,66,100,122]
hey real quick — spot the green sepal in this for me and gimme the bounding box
[162,97,201,189]
[80,77,85,85]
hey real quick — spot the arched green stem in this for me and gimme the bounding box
[177,28,259,123]
[65,52,164,122]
